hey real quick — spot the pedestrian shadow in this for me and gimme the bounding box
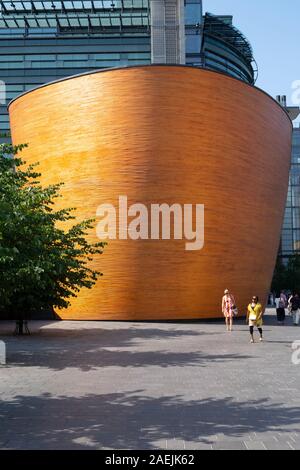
[1,392,299,449]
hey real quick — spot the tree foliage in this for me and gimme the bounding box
[271,252,300,295]
[0,143,105,318]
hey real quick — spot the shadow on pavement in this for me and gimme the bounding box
[1,392,299,449]
[2,326,252,371]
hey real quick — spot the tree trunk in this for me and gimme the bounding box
[16,319,24,335]
[15,313,30,335]
[20,319,24,335]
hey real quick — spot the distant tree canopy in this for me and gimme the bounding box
[0,143,105,327]
[271,253,300,295]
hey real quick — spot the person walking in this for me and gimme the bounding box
[288,293,293,316]
[247,296,264,343]
[275,291,286,324]
[281,290,287,307]
[289,293,300,326]
[222,289,236,332]
[269,292,275,307]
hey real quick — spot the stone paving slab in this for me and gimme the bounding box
[244,441,266,450]
[0,309,300,450]
[212,441,247,450]
[260,441,294,450]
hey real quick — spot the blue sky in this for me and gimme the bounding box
[204,0,300,117]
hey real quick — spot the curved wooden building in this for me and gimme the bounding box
[8,66,292,320]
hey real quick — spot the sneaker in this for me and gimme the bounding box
[260,337,263,342]
[250,339,254,343]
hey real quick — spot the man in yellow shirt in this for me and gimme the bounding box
[247,296,263,343]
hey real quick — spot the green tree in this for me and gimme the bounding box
[271,253,300,295]
[271,254,287,294]
[0,143,105,334]
[285,254,300,294]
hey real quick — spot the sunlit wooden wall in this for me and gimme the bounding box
[9,66,292,320]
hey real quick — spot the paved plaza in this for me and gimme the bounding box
[0,309,300,450]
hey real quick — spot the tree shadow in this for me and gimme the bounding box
[1,392,299,449]
[2,327,251,371]
[6,349,252,371]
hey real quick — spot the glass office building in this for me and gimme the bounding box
[281,126,300,263]
[0,0,256,138]
[200,13,256,84]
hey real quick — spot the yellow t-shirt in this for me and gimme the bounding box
[247,303,263,325]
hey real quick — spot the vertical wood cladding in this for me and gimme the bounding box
[9,66,292,320]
